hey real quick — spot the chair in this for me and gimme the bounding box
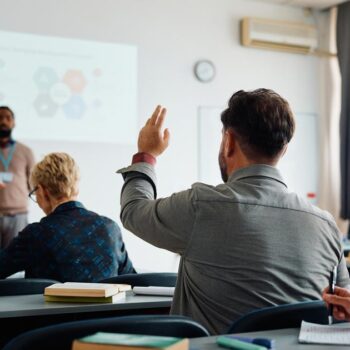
[99,273,177,287]
[3,315,210,350]
[0,278,59,296]
[228,300,328,333]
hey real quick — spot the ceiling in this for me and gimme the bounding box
[255,0,348,9]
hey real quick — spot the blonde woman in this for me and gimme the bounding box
[0,152,134,281]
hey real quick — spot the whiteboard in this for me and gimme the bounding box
[198,106,319,203]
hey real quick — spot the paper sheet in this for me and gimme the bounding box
[132,286,175,296]
[299,321,350,345]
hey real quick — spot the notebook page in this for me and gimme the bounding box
[132,286,175,296]
[299,321,350,345]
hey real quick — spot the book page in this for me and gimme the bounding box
[299,321,350,345]
[44,282,120,297]
[62,283,114,289]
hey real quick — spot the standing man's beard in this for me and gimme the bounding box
[0,128,11,139]
[218,151,228,183]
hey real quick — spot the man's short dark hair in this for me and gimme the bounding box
[221,89,295,160]
[0,106,14,118]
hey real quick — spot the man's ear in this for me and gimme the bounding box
[224,129,235,157]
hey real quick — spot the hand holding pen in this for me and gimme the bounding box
[323,285,350,322]
[322,264,350,322]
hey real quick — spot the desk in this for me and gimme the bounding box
[0,291,172,347]
[190,328,349,349]
[343,241,350,257]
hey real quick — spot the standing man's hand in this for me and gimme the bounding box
[138,105,170,158]
[0,182,5,190]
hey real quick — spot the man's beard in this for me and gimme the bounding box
[0,128,11,139]
[218,150,228,183]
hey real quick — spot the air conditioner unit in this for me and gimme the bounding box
[241,17,318,55]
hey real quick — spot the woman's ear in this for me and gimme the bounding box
[37,184,50,201]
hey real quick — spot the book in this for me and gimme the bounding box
[72,332,189,350]
[132,286,175,296]
[299,320,350,345]
[44,282,131,298]
[44,291,126,303]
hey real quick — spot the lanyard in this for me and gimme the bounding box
[0,142,16,172]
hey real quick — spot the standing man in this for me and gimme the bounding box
[0,106,35,248]
[118,89,349,335]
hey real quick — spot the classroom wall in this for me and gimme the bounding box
[0,0,320,272]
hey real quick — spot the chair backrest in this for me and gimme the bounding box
[99,273,177,287]
[228,300,328,333]
[0,278,60,296]
[3,315,210,350]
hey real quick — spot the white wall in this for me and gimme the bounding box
[0,0,320,272]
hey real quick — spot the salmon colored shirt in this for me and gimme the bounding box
[0,141,35,215]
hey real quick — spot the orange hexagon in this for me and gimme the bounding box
[63,69,87,93]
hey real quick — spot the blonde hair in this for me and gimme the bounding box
[30,152,80,199]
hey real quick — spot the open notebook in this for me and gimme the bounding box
[299,321,350,345]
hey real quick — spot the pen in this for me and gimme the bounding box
[217,336,268,350]
[328,265,337,325]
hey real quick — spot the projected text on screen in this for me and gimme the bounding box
[0,31,137,144]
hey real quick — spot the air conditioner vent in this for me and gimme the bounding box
[241,17,318,55]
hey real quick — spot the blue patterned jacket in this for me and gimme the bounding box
[0,201,135,281]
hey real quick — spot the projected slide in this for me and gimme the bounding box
[0,31,137,144]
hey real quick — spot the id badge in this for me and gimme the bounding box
[0,172,14,183]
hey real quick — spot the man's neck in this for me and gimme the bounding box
[226,158,253,178]
[227,157,278,179]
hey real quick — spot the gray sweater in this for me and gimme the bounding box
[118,163,350,335]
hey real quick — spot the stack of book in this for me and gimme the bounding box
[44,282,131,303]
[72,332,189,350]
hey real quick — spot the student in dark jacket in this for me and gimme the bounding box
[0,152,134,282]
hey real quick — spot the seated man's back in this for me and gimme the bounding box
[171,165,348,334]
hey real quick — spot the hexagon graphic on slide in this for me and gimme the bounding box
[63,69,87,93]
[34,94,58,117]
[33,67,59,91]
[50,82,71,106]
[63,95,86,119]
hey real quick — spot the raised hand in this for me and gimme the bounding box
[137,105,170,158]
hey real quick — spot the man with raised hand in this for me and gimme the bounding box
[118,89,349,335]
